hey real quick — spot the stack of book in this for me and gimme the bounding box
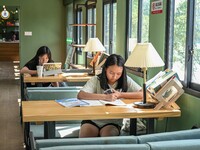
[146,69,184,110]
[147,69,179,95]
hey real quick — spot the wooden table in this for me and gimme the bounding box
[23,75,64,83]
[22,99,181,140]
[64,76,92,82]
[23,73,92,83]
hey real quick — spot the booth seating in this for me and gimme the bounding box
[30,128,200,150]
[26,86,83,139]
[26,86,82,100]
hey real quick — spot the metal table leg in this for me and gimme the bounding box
[130,118,137,135]
[44,121,56,139]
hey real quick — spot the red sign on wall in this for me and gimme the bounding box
[151,0,163,14]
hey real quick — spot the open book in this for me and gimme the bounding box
[43,62,62,76]
[55,98,126,107]
[55,98,89,107]
[82,99,126,106]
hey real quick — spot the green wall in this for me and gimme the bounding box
[116,0,126,57]
[148,0,166,79]
[0,0,66,67]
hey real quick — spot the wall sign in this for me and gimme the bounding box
[151,0,163,14]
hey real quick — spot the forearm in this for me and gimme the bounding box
[77,91,108,100]
[118,91,143,99]
[20,67,37,75]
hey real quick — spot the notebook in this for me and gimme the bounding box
[43,62,62,76]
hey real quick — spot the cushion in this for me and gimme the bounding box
[36,136,138,149]
[137,128,200,143]
[148,139,200,150]
[39,144,150,150]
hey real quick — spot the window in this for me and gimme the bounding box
[126,0,150,58]
[125,0,150,77]
[103,0,117,54]
[87,4,96,39]
[127,0,138,57]
[141,0,150,43]
[76,8,83,49]
[167,0,200,96]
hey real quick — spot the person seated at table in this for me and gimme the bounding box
[77,54,143,137]
[20,46,59,87]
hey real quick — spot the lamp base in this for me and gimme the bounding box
[134,101,154,108]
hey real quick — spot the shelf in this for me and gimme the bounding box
[70,44,86,48]
[69,24,96,26]
[0,25,19,27]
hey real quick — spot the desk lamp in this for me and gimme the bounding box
[83,38,106,75]
[125,43,165,108]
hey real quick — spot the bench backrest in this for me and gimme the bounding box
[26,89,80,100]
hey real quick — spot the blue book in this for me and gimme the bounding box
[55,98,89,107]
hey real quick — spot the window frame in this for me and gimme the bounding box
[103,0,117,54]
[166,0,200,97]
[86,0,96,40]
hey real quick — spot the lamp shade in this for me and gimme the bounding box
[125,43,164,68]
[83,38,106,52]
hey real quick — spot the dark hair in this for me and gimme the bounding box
[98,54,128,92]
[30,46,53,64]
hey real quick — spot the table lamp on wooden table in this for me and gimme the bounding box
[125,43,165,108]
[83,38,106,75]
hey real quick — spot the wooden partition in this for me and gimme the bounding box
[0,42,19,61]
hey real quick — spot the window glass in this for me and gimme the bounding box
[192,0,200,84]
[141,0,150,42]
[112,2,117,53]
[77,9,83,46]
[87,8,96,39]
[172,0,187,81]
[128,0,138,54]
[103,0,117,54]
[104,3,110,53]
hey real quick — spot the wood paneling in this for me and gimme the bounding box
[0,42,19,61]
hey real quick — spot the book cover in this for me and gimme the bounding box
[55,98,89,107]
[43,62,62,76]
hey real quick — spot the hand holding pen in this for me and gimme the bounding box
[104,88,122,101]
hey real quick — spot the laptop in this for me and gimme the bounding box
[43,62,62,76]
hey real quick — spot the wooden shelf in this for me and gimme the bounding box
[69,24,96,26]
[70,64,86,69]
[70,44,86,48]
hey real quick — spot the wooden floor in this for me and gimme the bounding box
[0,61,24,150]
